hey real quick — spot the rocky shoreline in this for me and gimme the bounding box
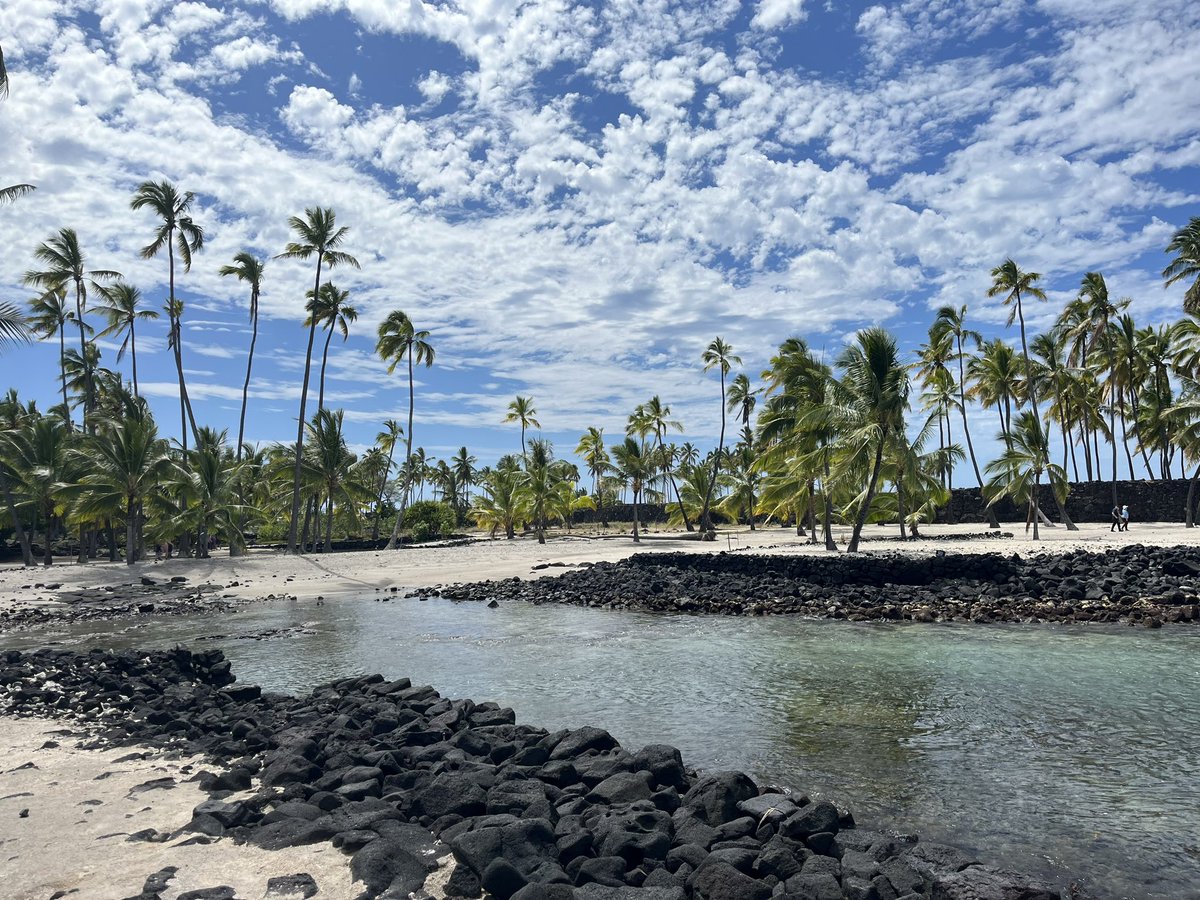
[437,544,1200,625]
[0,648,1078,900]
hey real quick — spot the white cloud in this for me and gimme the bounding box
[751,0,807,31]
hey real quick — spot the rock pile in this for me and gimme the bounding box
[0,648,1070,900]
[437,545,1200,625]
[0,576,238,632]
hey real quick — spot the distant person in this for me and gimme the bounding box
[1111,505,1122,532]
[1121,505,1130,531]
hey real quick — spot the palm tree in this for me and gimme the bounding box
[0,302,32,350]
[575,426,609,528]
[827,327,909,553]
[24,228,120,431]
[0,41,9,99]
[642,395,692,531]
[985,411,1068,541]
[26,286,78,425]
[6,413,72,566]
[130,181,205,448]
[371,419,403,540]
[276,207,359,554]
[698,337,741,534]
[218,252,265,463]
[504,396,541,463]
[305,283,357,413]
[987,259,1047,417]
[472,467,523,539]
[63,408,176,564]
[376,309,434,550]
[1163,217,1200,316]
[306,408,364,552]
[93,282,158,398]
[452,446,477,503]
[931,305,999,525]
[968,339,1020,449]
[611,436,654,542]
[1062,272,1127,503]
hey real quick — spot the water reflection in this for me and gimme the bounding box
[3,599,1198,899]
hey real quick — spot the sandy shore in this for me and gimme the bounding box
[2,521,1199,615]
[0,717,366,900]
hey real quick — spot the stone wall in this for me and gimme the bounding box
[569,502,670,524]
[938,477,1199,524]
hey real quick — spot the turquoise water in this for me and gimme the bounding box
[5,597,1198,898]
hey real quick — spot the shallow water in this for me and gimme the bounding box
[5,596,1198,899]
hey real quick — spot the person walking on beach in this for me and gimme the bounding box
[1111,505,1121,531]
[1121,505,1130,531]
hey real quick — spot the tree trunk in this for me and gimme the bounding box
[897,477,907,539]
[698,370,728,535]
[287,257,324,554]
[1032,471,1041,540]
[0,467,34,566]
[58,327,71,428]
[631,487,641,543]
[324,493,334,552]
[126,497,137,565]
[658,433,693,531]
[822,454,838,551]
[372,444,396,542]
[848,439,884,553]
[954,339,998,528]
[317,323,334,413]
[130,320,139,398]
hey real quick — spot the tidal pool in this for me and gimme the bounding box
[6,596,1198,898]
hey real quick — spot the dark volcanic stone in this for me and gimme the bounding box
[265,873,319,898]
[681,771,759,826]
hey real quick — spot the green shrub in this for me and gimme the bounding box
[402,501,456,541]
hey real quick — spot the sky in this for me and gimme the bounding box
[1,0,1198,478]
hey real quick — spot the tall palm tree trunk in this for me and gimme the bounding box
[698,370,728,536]
[58,327,70,428]
[1186,462,1199,527]
[848,437,884,552]
[1031,471,1041,540]
[1,467,34,566]
[1107,355,1118,507]
[1118,395,1136,481]
[317,324,334,413]
[237,310,258,460]
[324,494,334,552]
[822,452,838,551]
[385,351,417,551]
[806,483,818,545]
[955,340,998,527]
[631,485,641,543]
[372,443,396,541]
[130,319,140,398]
[125,497,138,565]
[72,277,92,430]
[286,259,324,554]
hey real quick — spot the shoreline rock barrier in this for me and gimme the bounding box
[0,648,1078,900]
[436,545,1200,625]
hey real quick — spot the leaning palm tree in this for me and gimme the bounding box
[305,283,357,412]
[1163,217,1200,316]
[503,395,541,463]
[698,337,741,535]
[826,327,909,553]
[376,309,434,549]
[130,180,205,448]
[93,282,158,398]
[218,252,265,463]
[985,411,1068,541]
[275,207,359,554]
[24,228,120,431]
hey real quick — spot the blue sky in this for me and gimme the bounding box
[1,0,1198,476]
